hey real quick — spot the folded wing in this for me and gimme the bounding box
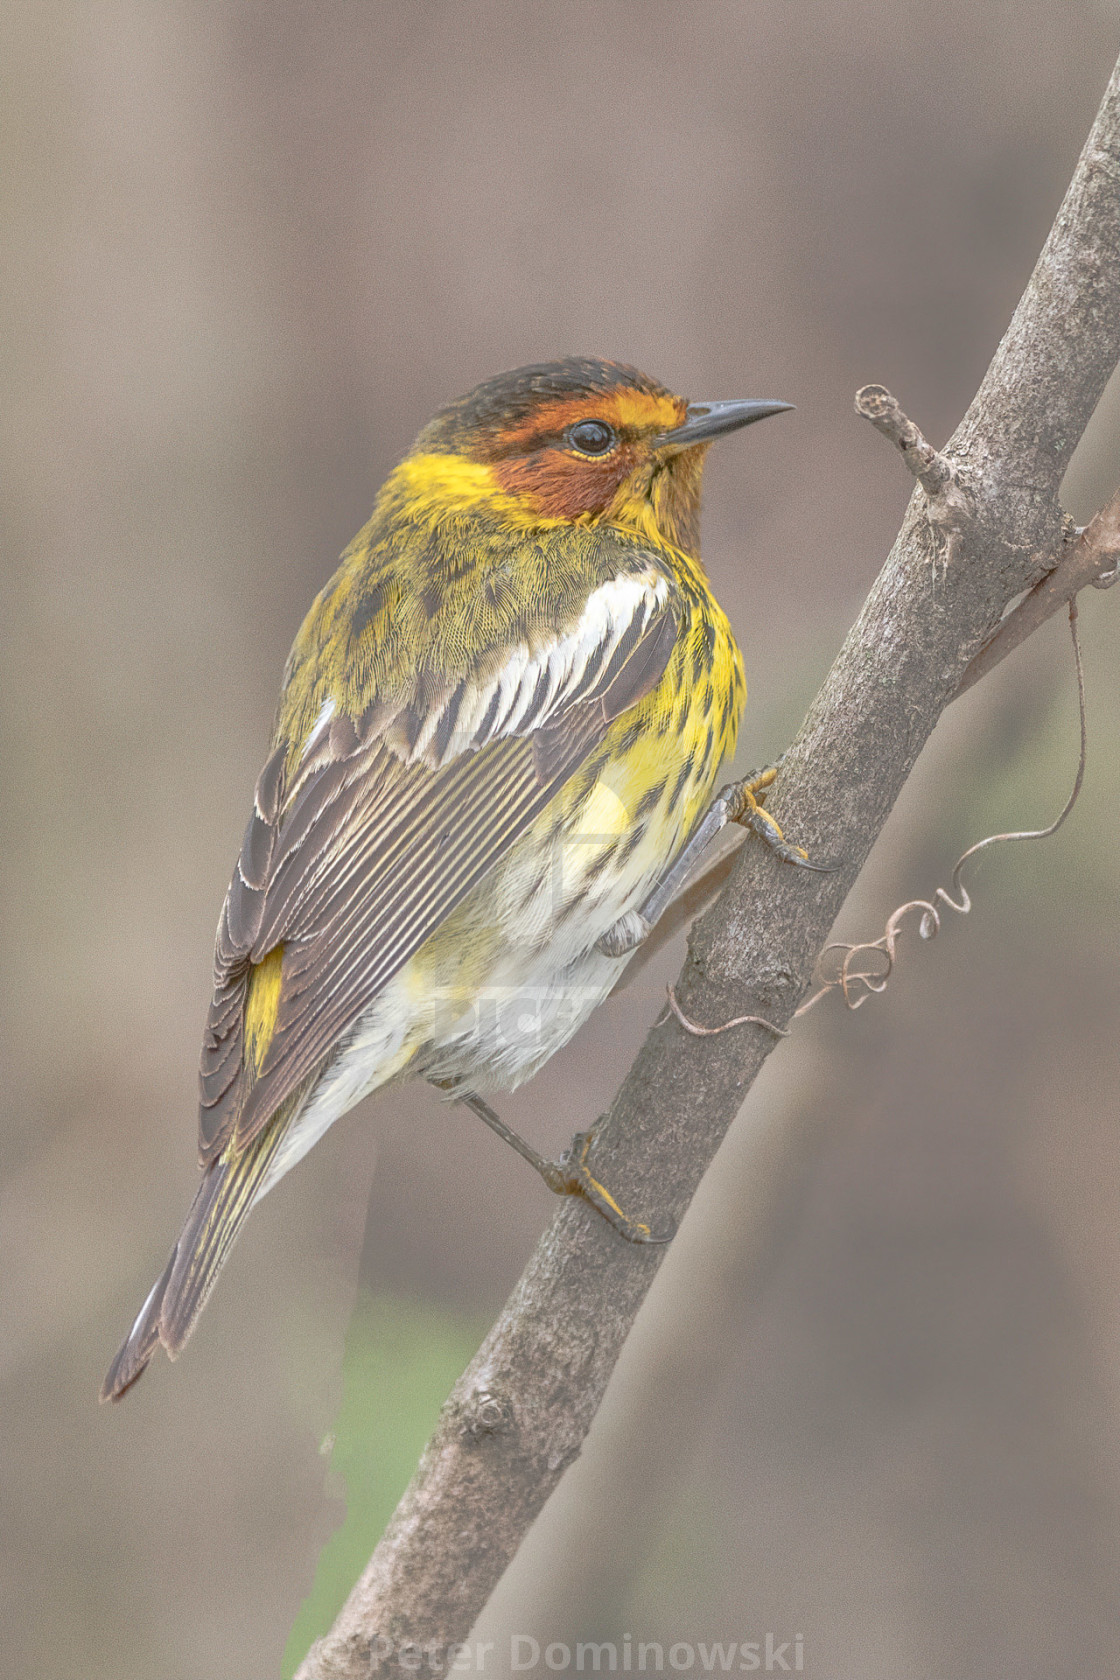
[198,558,679,1163]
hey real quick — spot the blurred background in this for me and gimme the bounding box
[4,5,1120,1677]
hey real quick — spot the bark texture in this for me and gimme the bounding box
[297,53,1120,1680]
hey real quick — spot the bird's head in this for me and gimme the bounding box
[408,358,791,558]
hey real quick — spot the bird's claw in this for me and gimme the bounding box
[546,1130,674,1245]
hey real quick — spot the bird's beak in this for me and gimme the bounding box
[653,398,794,455]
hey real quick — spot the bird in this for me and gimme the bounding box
[101,356,807,1402]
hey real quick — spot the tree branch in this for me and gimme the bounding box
[297,52,1120,1680]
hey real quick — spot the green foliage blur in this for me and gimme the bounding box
[284,1294,485,1677]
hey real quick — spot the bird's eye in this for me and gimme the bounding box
[567,419,617,457]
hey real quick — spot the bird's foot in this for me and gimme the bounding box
[724,764,835,872]
[541,1128,675,1245]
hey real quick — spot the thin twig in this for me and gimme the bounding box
[854,382,959,500]
[855,382,974,569]
[956,488,1120,697]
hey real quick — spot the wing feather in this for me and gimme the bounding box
[198,553,678,1163]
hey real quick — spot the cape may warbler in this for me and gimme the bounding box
[103,357,803,1400]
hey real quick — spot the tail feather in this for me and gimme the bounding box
[100,1111,290,1402]
[161,1117,287,1355]
[99,1247,178,1401]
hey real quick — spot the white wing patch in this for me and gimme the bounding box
[408,569,672,768]
[300,695,337,763]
